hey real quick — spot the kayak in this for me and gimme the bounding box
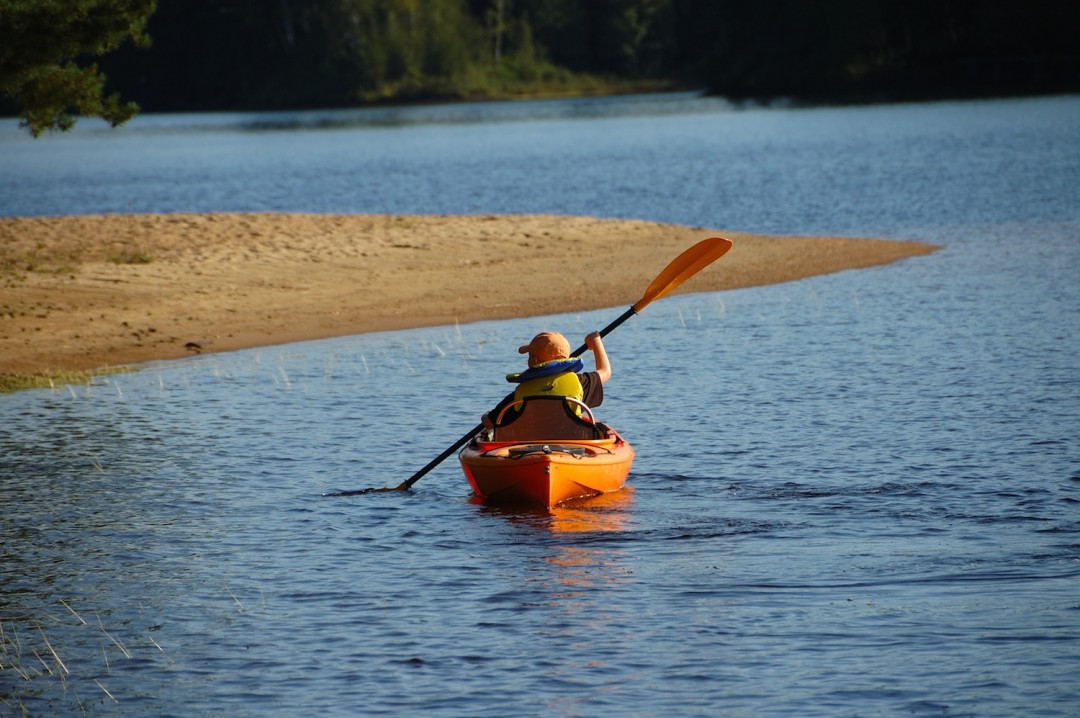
[458,397,634,507]
[460,431,634,507]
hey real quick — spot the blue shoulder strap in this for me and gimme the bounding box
[506,357,584,383]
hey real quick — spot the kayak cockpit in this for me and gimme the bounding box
[489,396,608,442]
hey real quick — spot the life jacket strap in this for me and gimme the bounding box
[505,356,584,384]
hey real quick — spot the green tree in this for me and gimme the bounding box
[100,0,481,111]
[0,0,157,136]
[352,0,480,98]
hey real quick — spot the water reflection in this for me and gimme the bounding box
[89,92,735,135]
[469,486,633,534]
[0,92,738,138]
[546,488,635,535]
[472,490,635,613]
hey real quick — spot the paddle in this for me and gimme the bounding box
[325,236,733,497]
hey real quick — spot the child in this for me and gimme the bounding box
[482,330,610,428]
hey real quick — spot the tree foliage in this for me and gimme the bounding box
[4,0,1077,135]
[0,0,157,135]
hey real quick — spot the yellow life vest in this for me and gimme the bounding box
[506,357,585,409]
[513,370,584,404]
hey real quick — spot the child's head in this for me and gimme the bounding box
[519,331,570,367]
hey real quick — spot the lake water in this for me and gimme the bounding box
[2,93,1079,716]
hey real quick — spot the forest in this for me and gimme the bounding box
[4,0,1078,132]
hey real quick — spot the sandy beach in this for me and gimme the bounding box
[0,213,937,377]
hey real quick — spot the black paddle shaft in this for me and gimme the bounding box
[571,306,636,356]
[321,306,639,496]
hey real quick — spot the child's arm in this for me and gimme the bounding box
[585,331,611,383]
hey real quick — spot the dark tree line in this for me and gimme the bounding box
[4,0,1077,133]
[97,0,680,112]
[681,0,1080,100]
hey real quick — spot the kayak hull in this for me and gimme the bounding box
[459,431,634,507]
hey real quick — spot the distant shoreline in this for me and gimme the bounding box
[0,213,938,387]
[5,86,1076,132]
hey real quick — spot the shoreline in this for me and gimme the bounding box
[1,213,938,383]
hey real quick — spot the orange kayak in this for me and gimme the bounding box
[458,397,633,507]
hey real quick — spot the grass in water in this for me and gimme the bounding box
[0,367,134,394]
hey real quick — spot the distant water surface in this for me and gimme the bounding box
[1,93,1079,716]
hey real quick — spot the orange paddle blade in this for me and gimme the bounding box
[632,237,733,313]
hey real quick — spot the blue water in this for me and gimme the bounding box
[2,93,1079,716]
